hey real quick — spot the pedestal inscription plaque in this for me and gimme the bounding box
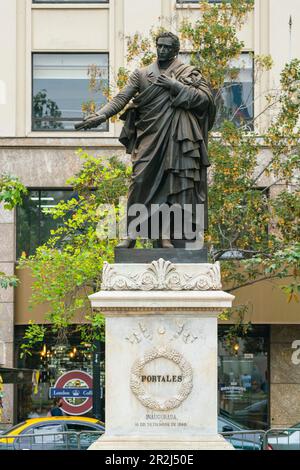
[130,346,193,411]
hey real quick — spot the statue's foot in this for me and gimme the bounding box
[116,238,136,249]
[161,239,174,249]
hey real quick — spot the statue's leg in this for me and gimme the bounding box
[160,202,174,249]
[161,239,174,249]
[116,238,136,249]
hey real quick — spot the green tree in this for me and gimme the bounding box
[111,0,299,298]
[0,174,27,289]
[0,173,28,210]
[18,154,131,352]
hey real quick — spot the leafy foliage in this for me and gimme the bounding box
[0,274,19,289]
[208,61,300,297]
[0,174,27,290]
[18,152,131,351]
[0,174,28,210]
[81,63,110,117]
[20,321,47,358]
[179,0,254,89]
[219,305,252,354]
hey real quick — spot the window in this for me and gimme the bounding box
[15,326,104,423]
[215,54,254,131]
[177,1,245,3]
[16,189,76,258]
[30,424,66,444]
[32,53,109,131]
[66,423,99,432]
[13,423,66,450]
[33,1,108,4]
[218,325,269,430]
[177,1,229,3]
[180,52,254,130]
[66,423,103,449]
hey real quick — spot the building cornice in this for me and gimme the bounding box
[0,137,122,149]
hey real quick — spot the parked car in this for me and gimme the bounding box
[0,416,104,450]
[266,423,300,450]
[0,415,270,451]
[218,414,269,450]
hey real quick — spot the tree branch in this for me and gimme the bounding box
[227,274,294,293]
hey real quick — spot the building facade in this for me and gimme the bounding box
[0,0,299,429]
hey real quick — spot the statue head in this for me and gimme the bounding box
[156,32,180,62]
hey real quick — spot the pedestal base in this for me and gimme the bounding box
[114,248,208,264]
[88,434,234,450]
[89,259,235,453]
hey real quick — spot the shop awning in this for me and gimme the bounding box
[0,367,37,384]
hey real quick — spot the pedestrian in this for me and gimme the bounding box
[47,398,65,416]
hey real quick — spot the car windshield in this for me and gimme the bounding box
[219,413,247,431]
[1,421,26,436]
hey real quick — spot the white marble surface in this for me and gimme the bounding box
[88,261,234,450]
[89,434,234,450]
[89,290,234,312]
[101,259,222,291]
[105,315,218,437]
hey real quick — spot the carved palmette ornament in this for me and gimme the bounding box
[130,347,193,411]
[102,259,222,291]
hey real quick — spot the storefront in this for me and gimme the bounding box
[14,327,105,422]
[218,325,269,429]
[13,325,270,429]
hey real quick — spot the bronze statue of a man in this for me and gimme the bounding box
[76,32,216,248]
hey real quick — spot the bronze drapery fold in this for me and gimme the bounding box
[118,60,216,239]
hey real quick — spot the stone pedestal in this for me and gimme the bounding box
[88,259,234,450]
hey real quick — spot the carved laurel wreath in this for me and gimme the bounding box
[130,347,193,411]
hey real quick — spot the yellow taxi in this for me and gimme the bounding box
[0,416,104,450]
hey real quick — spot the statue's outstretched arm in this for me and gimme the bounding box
[98,69,140,119]
[75,70,140,130]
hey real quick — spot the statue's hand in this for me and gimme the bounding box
[74,113,106,131]
[155,74,176,90]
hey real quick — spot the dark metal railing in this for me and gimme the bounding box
[1,428,300,450]
[0,430,104,451]
[264,427,300,451]
[221,430,266,450]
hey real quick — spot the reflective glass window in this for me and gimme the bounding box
[180,52,254,130]
[33,1,108,4]
[15,326,104,422]
[215,54,253,130]
[177,1,247,3]
[16,189,76,258]
[32,53,109,131]
[218,325,269,430]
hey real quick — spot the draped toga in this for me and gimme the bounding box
[98,58,216,238]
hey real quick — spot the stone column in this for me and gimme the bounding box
[0,203,15,426]
[270,325,300,427]
[89,259,234,450]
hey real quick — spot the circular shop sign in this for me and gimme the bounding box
[53,370,93,416]
[130,347,193,411]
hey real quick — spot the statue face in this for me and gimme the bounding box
[157,37,177,62]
